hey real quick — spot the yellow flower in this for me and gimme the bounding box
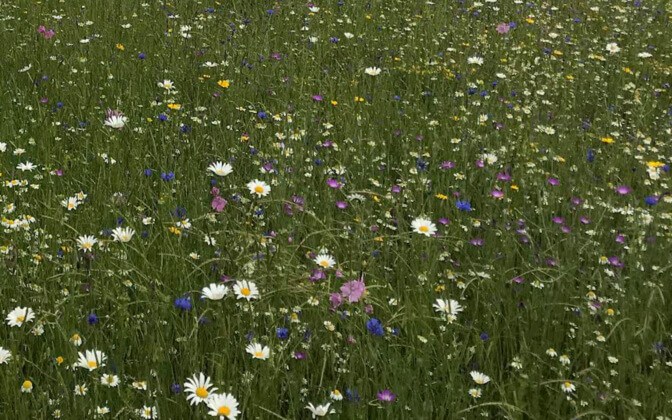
[167,103,181,110]
[374,236,384,243]
[217,79,230,88]
[168,226,182,236]
[552,50,563,56]
[648,161,665,168]
[511,184,519,191]
[331,100,338,106]
[436,194,448,200]
[600,137,614,144]
[526,17,535,24]
[435,284,446,292]
[56,356,64,365]
[116,43,124,51]
[354,96,364,102]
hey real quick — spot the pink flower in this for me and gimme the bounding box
[211,196,227,212]
[329,292,343,308]
[496,23,510,34]
[340,279,366,303]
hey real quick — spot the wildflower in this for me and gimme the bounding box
[111,227,135,242]
[140,406,158,419]
[104,109,127,129]
[470,371,491,385]
[606,42,620,54]
[305,403,335,418]
[433,298,463,318]
[246,343,270,360]
[559,354,571,365]
[76,350,107,371]
[496,23,510,34]
[546,348,558,357]
[208,161,233,176]
[330,389,343,401]
[158,80,175,90]
[366,318,384,336]
[101,374,120,387]
[174,297,192,311]
[233,280,260,300]
[22,380,33,393]
[247,179,271,197]
[184,373,218,406]
[314,254,336,269]
[411,217,437,236]
[340,279,366,303]
[468,388,482,398]
[74,383,88,396]
[207,393,240,419]
[76,235,98,252]
[217,80,231,88]
[6,307,35,327]
[202,283,229,301]
[456,200,472,211]
[0,347,12,364]
[364,66,382,76]
[376,389,397,403]
[561,381,576,393]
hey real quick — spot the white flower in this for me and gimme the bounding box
[433,298,463,317]
[16,162,36,172]
[77,235,98,252]
[606,42,620,54]
[305,402,335,418]
[546,348,557,357]
[468,388,482,398]
[330,389,343,401]
[559,354,571,365]
[139,406,158,419]
[247,179,271,197]
[202,283,229,301]
[468,56,484,65]
[246,343,270,360]
[158,80,175,90]
[101,374,120,387]
[470,371,491,385]
[411,217,437,236]
[76,350,107,371]
[637,52,652,58]
[111,227,135,243]
[561,381,576,393]
[208,161,233,177]
[364,66,382,76]
[74,383,88,396]
[0,347,12,364]
[184,373,218,406]
[96,406,110,415]
[314,254,335,269]
[6,307,35,327]
[233,280,260,301]
[206,393,240,419]
[104,109,127,129]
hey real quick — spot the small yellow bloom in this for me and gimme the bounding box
[436,194,448,200]
[56,356,64,365]
[648,161,664,168]
[217,79,230,88]
[511,184,519,191]
[116,43,124,51]
[435,284,446,293]
[168,226,182,236]
[374,236,384,243]
[354,96,364,102]
[526,17,535,24]
[167,103,181,110]
[600,137,614,144]
[552,50,563,56]
[331,100,338,106]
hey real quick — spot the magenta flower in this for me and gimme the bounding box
[312,94,323,101]
[327,179,342,189]
[329,292,343,308]
[340,279,366,303]
[441,161,455,169]
[491,190,504,199]
[497,172,512,181]
[547,177,560,186]
[335,201,349,209]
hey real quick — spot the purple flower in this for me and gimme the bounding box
[491,190,504,199]
[496,23,511,34]
[377,389,397,403]
[441,161,455,169]
[312,94,323,101]
[335,201,349,209]
[547,177,560,186]
[327,179,342,189]
[329,292,343,308]
[615,185,632,195]
[211,196,227,212]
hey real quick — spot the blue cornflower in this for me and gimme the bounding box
[161,171,175,181]
[456,200,472,211]
[645,196,659,206]
[174,297,192,311]
[366,318,384,336]
[88,313,99,325]
[277,327,289,340]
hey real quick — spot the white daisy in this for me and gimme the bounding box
[245,343,270,360]
[208,161,233,176]
[247,179,271,197]
[206,393,240,419]
[0,347,12,364]
[305,402,335,418]
[76,235,98,252]
[606,42,620,54]
[6,307,35,327]
[76,350,107,371]
[184,372,218,406]
[233,280,259,301]
[101,374,120,387]
[411,217,437,236]
[470,371,491,385]
[364,66,381,76]
[111,227,135,243]
[202,283,229,301]
[314,254,335,269]
[432,298,463,316]
[561,381,576,393]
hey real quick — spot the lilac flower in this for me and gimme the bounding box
[615,185,632,195]
[340,279,366,303]
[547,177,560,186]
[376,389,397,403]
[211,196,227,212]
[329,292,343,308]
[327,179,342,189]
[335,201,349,209]
[496,23,511,34]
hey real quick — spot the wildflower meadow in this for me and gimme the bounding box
[1,0,672,419]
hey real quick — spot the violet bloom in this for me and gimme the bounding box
[615,185,631,195]
[470,238,484,247]
[441,161,455,169]
[438,217,450,225]
[327,179,342,189]
[310,269,326,282]
[497,172,512,181]
[390,185,402,193]
[312,94,323,101]
[335,201,349,209]
[329,292,343,308]
[340,279,366,303]
[547,177,560,186]
[377,389,397,403]
[552,216,564,224]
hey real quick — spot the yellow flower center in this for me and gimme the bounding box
[254,185,264,194]
[107,376,115,383]
[22,380,32,389]
[254,351,264,358]
[195,387,209,398]
[217,406,231,416]
[564,382,572,388]
[241,287,251,296]
[17,315,25,323]
[88,361,98,368]
[319,260,329,267]
[419,225,429,232]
